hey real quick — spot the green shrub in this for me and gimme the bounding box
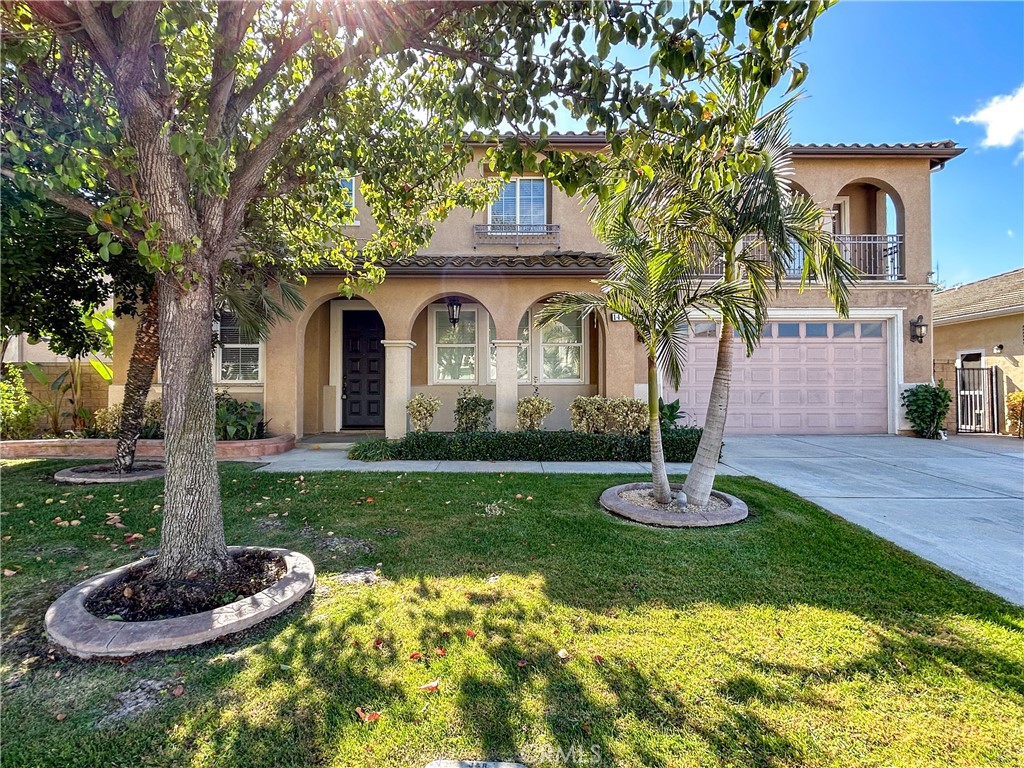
[350,428,704,463]
[607,397,648,435]
[0,365,43,439]
[569,395,608,433]
[91,400,164,439]
[407,393,441,433]
[348,438,399,461]
[901,382,952,439]
[1006,390,1024,438]
[215,391,268,440]
[454,387,493,433]
[516,395,554,431]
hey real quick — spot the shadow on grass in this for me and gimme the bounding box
[2,461,1022,767]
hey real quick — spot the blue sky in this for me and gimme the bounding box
[789,1,1024,285]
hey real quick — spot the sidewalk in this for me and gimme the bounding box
[253,443,746,476]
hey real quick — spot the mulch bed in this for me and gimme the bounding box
[84,551,285,622]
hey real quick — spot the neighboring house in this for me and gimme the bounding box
[933,268,1024,435]
[109,135,964,438]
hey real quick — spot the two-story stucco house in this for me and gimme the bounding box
[109,135,963,439]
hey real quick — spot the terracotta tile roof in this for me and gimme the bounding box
[789,141,964,168]
[310,251,613,276]
[933,268,1024,322]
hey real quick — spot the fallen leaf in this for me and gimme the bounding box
[557,648,570,661]
[73,565,89,572]
[355,707,380,722]
[373,637,386,650]
[55,713,67,722]
[279,664,292,671]
[409,651,422,661]
[465,629,477,638]
[593,654,605,666]
[171,685,185,697]
[1,535,10,542]
[2,569,17,577]
[516,659,528,668]
[123,586,134,599]
[365,497,374,503]
[435,647,447,656]
[418,679,440,693]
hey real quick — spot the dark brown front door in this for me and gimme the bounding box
[342,311,385,428]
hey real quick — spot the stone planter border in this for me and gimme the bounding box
[54,463,166,484]
[0,433,295,461]
[600,482,749,528]
[45,546,315,659]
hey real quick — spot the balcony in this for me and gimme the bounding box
[702,234,905,281]
[473,223,560,249]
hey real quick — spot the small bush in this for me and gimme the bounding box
[516,395,554,431]
[569,395,608,433]
[351,428,704,463]
[215,391,268,440]
[1006,390,1024,438]
[0,365,43,439]
[91,400,164,439]
[407,393,441,433]
[454,387,493,433]
[607,397,649,435]
[348,438,399,461]
[901,382,952,439]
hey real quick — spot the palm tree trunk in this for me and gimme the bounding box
[681,319,735,507]
[113,287,159,473]
[647,355,672,504]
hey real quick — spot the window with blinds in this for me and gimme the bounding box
[217,312,261,382]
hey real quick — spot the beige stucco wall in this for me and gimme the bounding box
[934,312,1024,433]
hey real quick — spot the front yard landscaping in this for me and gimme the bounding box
[1,459,1021,767]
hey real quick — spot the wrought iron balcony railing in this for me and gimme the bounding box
[700,234,905,281]
[472,223,560,249]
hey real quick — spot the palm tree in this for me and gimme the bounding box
[607,73,858,507]
[535,216,757,504]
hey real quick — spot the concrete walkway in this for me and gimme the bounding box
[256,434,1024,605]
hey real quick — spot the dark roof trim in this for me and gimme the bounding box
[307,252,613,277]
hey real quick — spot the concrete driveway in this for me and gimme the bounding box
[719,435,1024,605]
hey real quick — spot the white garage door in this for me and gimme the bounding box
[664,320,890,435]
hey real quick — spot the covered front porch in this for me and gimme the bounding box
[262,269,639,440]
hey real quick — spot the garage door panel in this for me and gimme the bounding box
[667,320,889,434]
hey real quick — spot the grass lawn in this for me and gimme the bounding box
[1,459,1021,768]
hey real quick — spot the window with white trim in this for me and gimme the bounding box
[340,177,356,208]
[216,312,262,382]
[488,313,531,381]
[432,307,478,382]
[541,310,583,382]
[489,178,546,231]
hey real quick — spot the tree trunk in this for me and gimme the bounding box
[681,319,735,507]
[647,355,672,504]
[154,270,231,579]
[113,287,160,473]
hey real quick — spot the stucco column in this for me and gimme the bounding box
[382,340,415,439]
[492,340,522,431]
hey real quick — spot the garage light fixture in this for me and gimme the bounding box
[446,296,462,327]
[909,315,928,344]
[993,344,1004,354]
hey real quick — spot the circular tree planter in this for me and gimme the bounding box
[54,463,166,484]
[600,482,748,528]
[45,546,315,659]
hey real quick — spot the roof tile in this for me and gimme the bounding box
[933,268,1024,321]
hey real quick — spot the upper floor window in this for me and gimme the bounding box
[489,178,546,231]
[340,177,356,208]
[216,312,262,383]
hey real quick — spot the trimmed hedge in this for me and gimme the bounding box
[348,427,704,463]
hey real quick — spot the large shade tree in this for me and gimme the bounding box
[1,0,830,581]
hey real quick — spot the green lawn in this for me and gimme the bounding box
[1,460,1021,768]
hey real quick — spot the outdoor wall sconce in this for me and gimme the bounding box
[909,315,928,344]
[993,344,1004,354]
[446,296,462,327]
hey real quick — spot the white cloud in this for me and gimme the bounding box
[955,84,1024,149]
